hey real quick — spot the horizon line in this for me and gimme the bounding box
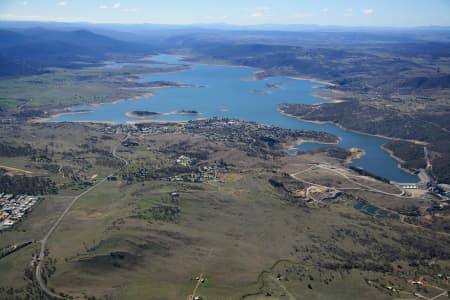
[0,19,449,30]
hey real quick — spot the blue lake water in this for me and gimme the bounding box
[51,54,419,183]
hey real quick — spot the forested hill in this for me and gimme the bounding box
[0,28,155,77]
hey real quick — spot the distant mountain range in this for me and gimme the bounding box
[0,26,154,77]
[1,20,450,77]
[2,20,450,32]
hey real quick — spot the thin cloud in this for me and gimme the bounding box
[361,8,375,15]
[112,3,120,9]
[344,8,353,17]
[204,15,228,20]
[293,12,313,19]
[255,6,271,11]
[0,13,106,23]
[0,13,64,21]
[22,1,28,5]
[251,6,271,18]
[251,12,267,17]
[321,8,329,14]
[123,8,137,13]
[57,1,67,6]
[99,5,108,9]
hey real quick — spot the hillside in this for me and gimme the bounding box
[0,28,154,77]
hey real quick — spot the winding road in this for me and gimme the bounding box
[290,164,411,199]
[34,136,129,299]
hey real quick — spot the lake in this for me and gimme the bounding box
[51,54,419,183]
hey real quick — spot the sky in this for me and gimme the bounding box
[0,0,449,27]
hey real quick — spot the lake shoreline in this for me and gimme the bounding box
[278,109,422,178]
[381,144,419,176]
[278,108,427,146]
[311,92,346,104]
[284,137,339,152]
[125,110,201,118]
[288,76,336,87]
[345,147,366,164]
[126,118,207,125]
[31,109,95,123]
[42,54,419,182]
[31,91,157,123]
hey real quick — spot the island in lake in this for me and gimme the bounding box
[266,83,282,89]
[126,110,200,118]
[252,89,271,95]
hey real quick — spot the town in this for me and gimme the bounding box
[0,194,41,231]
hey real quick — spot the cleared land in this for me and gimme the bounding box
[0,122,449,300]
[0,64,186,117]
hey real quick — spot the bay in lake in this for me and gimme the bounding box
[51,54,419,183]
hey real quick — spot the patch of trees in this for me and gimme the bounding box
[129,110,160,117]
[401,74,450,89]
[281,101,450,145]
[269,174,307,206]
[148,205,180,222]
[392,233,450,260]
[0,284,49,300]
[383,140,426,171]
[121,165,192,182]
[78,251,139,270]
[420,112,450,133]
[0,142,35,157]
[0,175,57,195]
[281,101,450,183]
[95,156,122,168]
[432,154,450,184]
[0,241,32,259]
[132,205,180,223]
[13,109,45,119]
[269,174,305,191]
[303,147,352,160]
[40,163,60,173]
[349,166,390,183]
[259,135,280,147]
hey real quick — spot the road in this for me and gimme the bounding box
[413,282,448,300]
[0,164,34,174]
[269,276,297,300]
[17,98,33,111]
[291,164,413,199]
[34,137,129,299]
[187,248,213,300]
[291,164,450,236]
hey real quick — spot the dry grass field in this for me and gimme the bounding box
[0,122,449,300]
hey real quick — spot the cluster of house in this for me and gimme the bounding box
[137,124,182,136]
[435,184,450,200]
[169,165,217,183]
[410,273,450,286]
[176,155,194,166]
[117,119,317,153]
[131,118,287,145]
[0,194,40,230]
[183,119,262,144]
[95,125,120,134]
[0,118,16,124]
[117,123,183,138]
